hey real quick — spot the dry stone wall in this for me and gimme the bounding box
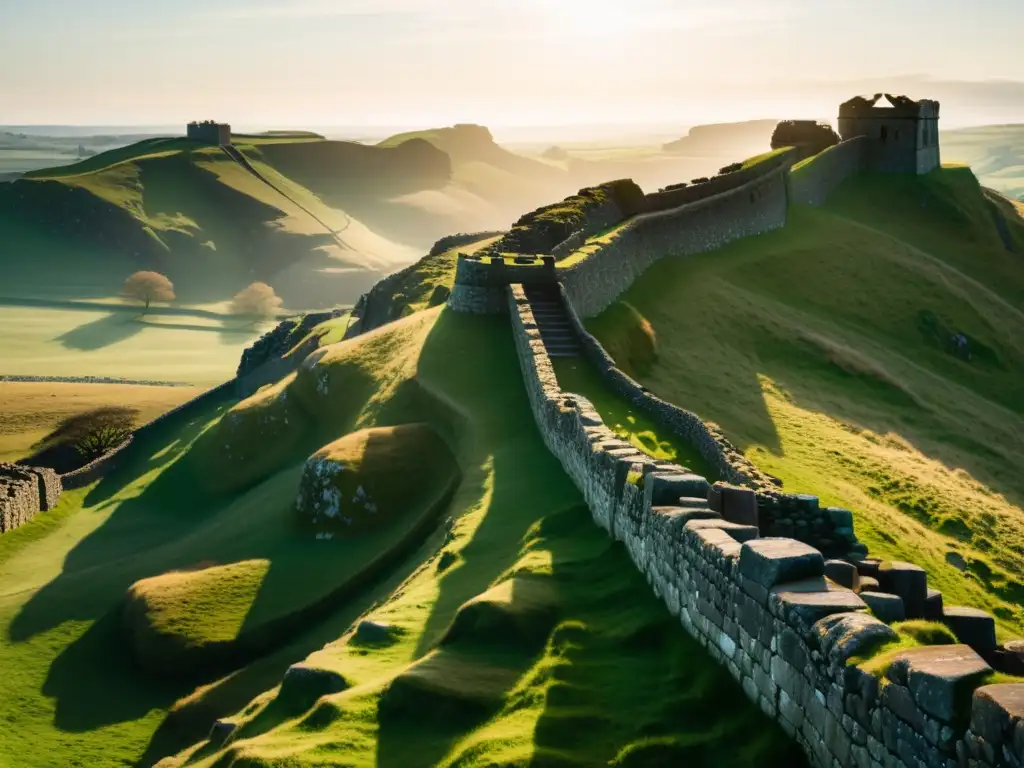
[789,137,871,206]
[560,158,792,318]
[643,149,794,211]
[0,464,61,533]
[447,255,557,314]
[559,284,863,558]
[508,283,1023,768]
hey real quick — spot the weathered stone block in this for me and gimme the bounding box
[814,613,899,668]
[644,472,710,508]
[857,575,880,593]
[887,645,992,724]
[686,518,760,543]
[825,559,860,591]
[860,591,906,625]
[924,589,944,621]
[707,483,724,513]
[769,578,867,628]
[943,607,997,655]
[877,561,928,619]
[970,685,1024,762]
[739,538,825,589]
[721,485,760,527]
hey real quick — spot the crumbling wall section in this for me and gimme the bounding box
[0,464,62,533]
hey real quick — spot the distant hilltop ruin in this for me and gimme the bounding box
[186,120,231,146]
[838,93,941,175]
[769,94,941,175]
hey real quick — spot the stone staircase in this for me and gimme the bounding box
[523,284,581,358]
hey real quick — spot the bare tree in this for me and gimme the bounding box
[37,407,138,461]
[229,282,283,320]
[123,271,175,312]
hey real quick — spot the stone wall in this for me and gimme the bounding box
[789,137,871,206]
[560,157,791,318]
[237,311,344,382]
[507,283,1023,768]
[427,230,504,257]
[60,380,236,490]
[447,255,557,314]
[642,149,795,212]
[344,231,505,339]
[0,464,61,533]
[558,283,862,559]
[482,179,646,257]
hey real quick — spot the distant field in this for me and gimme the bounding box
[0,305,263,386]
[0,381,202,462]
[0,150,77,174]
[943,125,1024,200]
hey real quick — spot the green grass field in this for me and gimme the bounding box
[0,381,202,463]
[588,167,1024,639]
[0,308,800,768]
[0,305,263,386]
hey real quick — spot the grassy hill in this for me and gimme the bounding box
[0,307,802,768]
[586,166,1024,638]
[1,136,444,310]
[4,139,1024,768]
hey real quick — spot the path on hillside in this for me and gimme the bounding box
[221,145,354,246]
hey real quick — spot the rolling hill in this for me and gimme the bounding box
[1,136,451,309]
[587,167,1024,636]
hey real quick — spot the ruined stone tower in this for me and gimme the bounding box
[838,93,940,175]
[186,120,232,146]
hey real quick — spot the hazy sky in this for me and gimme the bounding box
[3,0,1024,129]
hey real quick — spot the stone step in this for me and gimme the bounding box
[544,343,581,354]
[546,349,580,358]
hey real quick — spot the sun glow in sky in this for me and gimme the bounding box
[2,0,1023,129]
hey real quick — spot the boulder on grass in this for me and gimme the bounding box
[296,424,458,537]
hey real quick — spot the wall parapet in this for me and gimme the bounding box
[789,137,871,206]
[560,156,792,319]
[642,148,795,212]
[507,282,1022,768]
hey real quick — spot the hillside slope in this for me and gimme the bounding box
[0,137,450,308]
[588,167,1024,635]
[0,307,802,768]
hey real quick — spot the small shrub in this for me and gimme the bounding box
[718,162,742,174]
[35,406,138,461]
[690,177,710,184]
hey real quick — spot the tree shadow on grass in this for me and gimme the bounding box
[55,312,145,351]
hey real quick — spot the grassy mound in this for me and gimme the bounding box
[1,137,434,308]
[588,167,1024,636]
[124,559,270,673]
[297,424,458,536]
[587,300,658,377]
[153,311,801,768]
